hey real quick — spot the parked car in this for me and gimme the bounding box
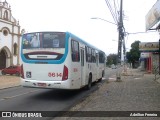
[111,64,117,69]
[1,65,21,76]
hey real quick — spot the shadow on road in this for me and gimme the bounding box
[32,89,84,101]
[31,82,99,101]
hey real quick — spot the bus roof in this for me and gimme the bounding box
[66,31,105,53]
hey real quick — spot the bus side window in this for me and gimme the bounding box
[71,40,80,62]
[91,49,96,63]
[99,52,105,63]
[85,46,92,62]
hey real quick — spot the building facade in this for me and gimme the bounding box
[0,0,21,69]
[145,0,160,75]
[139,42,159,73]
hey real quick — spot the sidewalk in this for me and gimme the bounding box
[0,75,20,89]
[54,68,160,120]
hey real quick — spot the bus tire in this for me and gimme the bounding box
[86,74,92,90]
[98,71,104,82]
[98,78,102,82]
[102,70,104,77]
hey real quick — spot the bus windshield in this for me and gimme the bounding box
[22,32,66,60]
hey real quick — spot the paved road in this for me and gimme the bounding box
[0,68,121,120]
[0,87,98,120]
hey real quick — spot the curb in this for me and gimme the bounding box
[0,85,21,90]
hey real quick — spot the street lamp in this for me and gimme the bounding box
[91,17,117,26]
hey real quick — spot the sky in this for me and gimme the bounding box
[6,0,160,55]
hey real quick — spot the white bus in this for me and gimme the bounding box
[21,32,106,89]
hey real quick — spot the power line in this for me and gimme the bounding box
[125,31,157,35]
[113,0,119,23]
[105,0,118,24]
[116,0,120,10]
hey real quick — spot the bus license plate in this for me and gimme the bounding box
[37,83,47,87]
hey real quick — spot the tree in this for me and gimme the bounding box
[126,40,140,68]
[106,54,117,66]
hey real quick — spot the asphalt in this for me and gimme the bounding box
[0,68,160,120]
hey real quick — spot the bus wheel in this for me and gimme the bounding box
[98,78,102,82]
[86,75,92,90]
[98,71,104,82]
[102,70,104,77]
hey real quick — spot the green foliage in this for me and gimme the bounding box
[106,54,117,66]
[126,40,140,68]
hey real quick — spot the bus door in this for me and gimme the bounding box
[80,49,85,86]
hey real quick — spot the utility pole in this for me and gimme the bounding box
[116,0,124,81]
[117,0,124,65]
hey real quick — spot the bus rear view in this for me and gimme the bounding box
[21,31,106,90]
[21,32,70,89]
